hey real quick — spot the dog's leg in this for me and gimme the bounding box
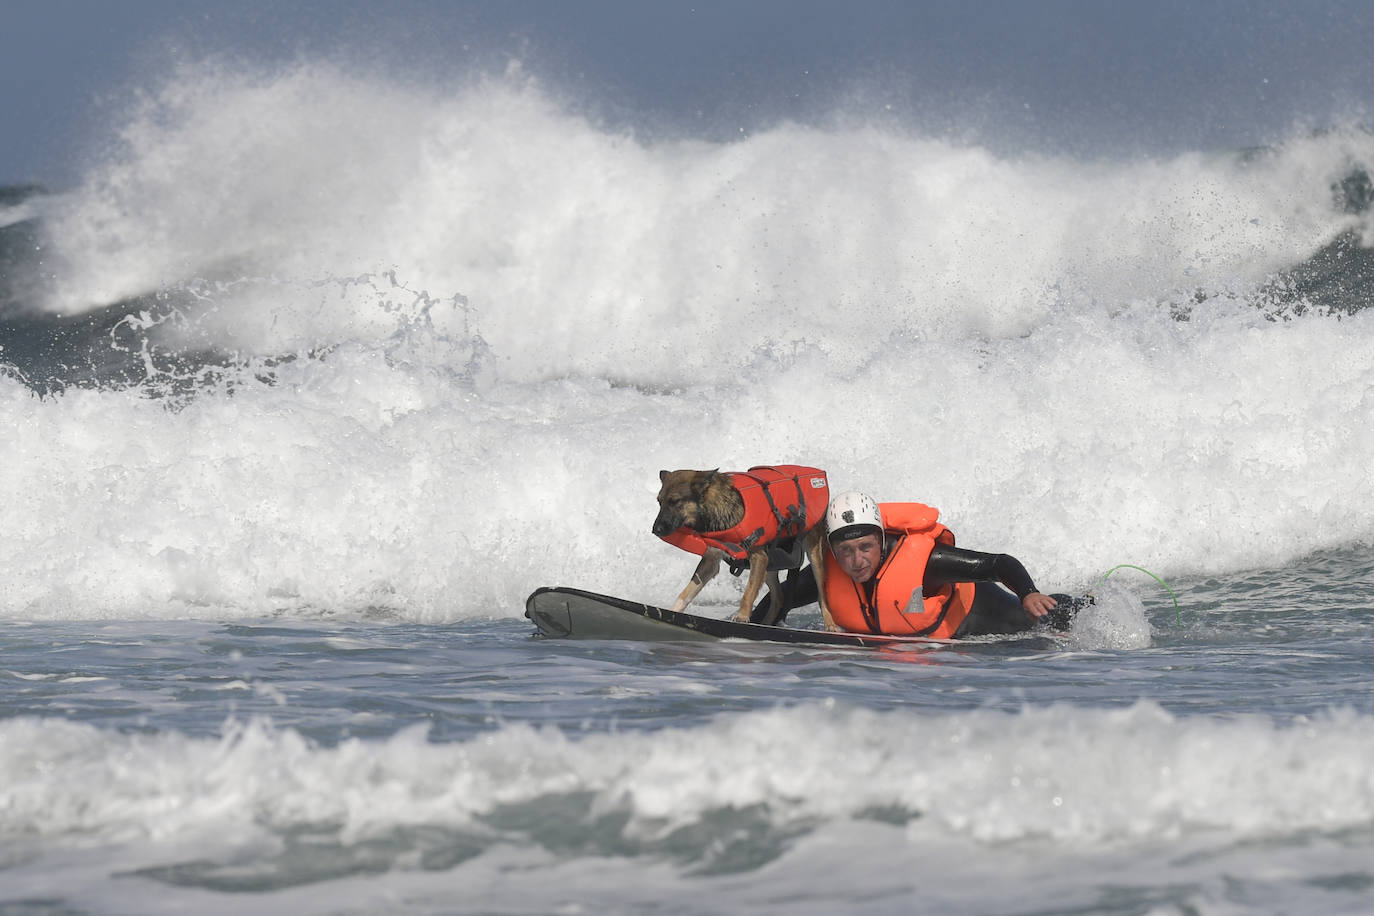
[670,547,723,612]
[733,552,770,622]
[805,529,838,631]
[754,570,784,625]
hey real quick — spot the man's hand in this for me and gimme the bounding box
[1022,592,1059,618]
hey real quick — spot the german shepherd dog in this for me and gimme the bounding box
[652,468,835,628]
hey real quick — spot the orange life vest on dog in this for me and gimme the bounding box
[822,502,976,638]
[658,465,830,568]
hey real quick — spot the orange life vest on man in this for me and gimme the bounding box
[658,465,829,569]
[822,502,977,638]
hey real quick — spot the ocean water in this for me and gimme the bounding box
[3,56,1374,915]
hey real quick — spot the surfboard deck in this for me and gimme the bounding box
[524,586,948,648]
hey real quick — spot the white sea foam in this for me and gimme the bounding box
[3,701,1372,849]
[5,60,1374,620]
[0,201,37,229]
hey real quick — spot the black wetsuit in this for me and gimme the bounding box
[751,540,1078,635]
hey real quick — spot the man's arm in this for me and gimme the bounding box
[925,545,1057,617]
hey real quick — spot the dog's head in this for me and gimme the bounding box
[652,468,728,536]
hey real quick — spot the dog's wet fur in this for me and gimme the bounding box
[652,469,743,538]
[654,469,834,628]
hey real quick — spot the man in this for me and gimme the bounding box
[755,491,1078,637]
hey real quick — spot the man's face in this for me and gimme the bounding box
[831,533,882,583]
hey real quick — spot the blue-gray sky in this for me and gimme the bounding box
[3,0,1373,186]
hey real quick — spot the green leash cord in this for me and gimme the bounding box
[1093,564,1181,625]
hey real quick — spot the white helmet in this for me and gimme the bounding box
[826,491,883,543]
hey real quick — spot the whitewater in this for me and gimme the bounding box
[3,59,1374,914]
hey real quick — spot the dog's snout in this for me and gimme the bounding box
[652,505,683,537]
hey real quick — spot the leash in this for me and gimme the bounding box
[1092,564,1181,624]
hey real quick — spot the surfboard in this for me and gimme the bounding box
[524,586,947,648]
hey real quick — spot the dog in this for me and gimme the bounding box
[652,466,835,628]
